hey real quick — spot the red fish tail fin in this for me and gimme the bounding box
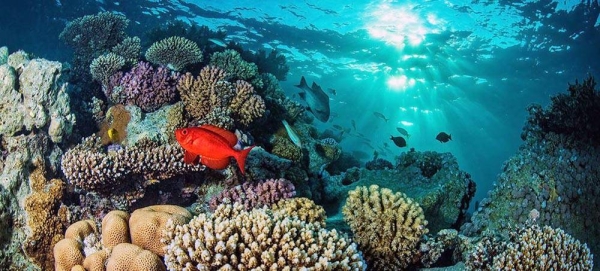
[235,145,255,175]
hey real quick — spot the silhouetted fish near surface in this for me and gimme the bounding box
[327,88,337,95]
[390,135,407,147]
[396,127,410,138]
[295,76,330,122]
[374,112,389,122]
[436,132,452,143]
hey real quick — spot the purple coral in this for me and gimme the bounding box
[106,61,179,112]
[209,178,296,211]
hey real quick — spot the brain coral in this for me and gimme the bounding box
[162,203,365,270]
[145,36,202,71]
[342,185,429,270]
[129,205,192,256]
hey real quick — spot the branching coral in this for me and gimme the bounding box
[209,49,261,86]
[111,36,141,65]
[342,185,429,270]
[208,178,296,210]
[60,137,204,194]
[90,52,125,86]
[145,36,202,71]
[493,225,593,270]
[106,61,180,112]
[177,66,265,128]
[162,202,366,270]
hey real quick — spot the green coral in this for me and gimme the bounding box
[89,53,125,85]
[209,49,262,88]
[145,36,202,71]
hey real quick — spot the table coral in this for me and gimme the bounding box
[89,52,125,86]
[145,36,202,71]
[162,202,365,270]
[342,185,429,270]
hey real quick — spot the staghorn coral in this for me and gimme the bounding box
[145,36,202,71]
[162,202,366,270]
[177,65,265,128]
[342,185,429,270]
[493,225,593,270]
[107,61,180,112]
[90,52,125,86]
[24,167,69,270]
[61,136,204,194]
[208,178,296,211]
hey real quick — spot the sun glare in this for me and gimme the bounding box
[365,2,435,49]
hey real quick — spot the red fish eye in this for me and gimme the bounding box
[182,129,187,135]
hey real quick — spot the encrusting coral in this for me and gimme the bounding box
[162,202,366,270]
[23,167,69,270]
[342,185,429,270]
[145,36,203,71]
[177,65,265,128]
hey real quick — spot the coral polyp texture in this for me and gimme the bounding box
[60,137,204,194]
[162,202,366,270]
[208,178,296,210]
[342,185,429,271]
[177,65,265,128]
[466,225,593,270]
[462,76,600,267]
[106,61,180,112]
[145,36,203,71]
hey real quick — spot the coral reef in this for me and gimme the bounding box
[145,36,203,71]
[111,36,141,65]
[342,185,428,270]
[0,46,7,64]
[106,61,179,112]
[323,150,475,233]
[271,197,327,227]
[23,168,69,270]
[177,65,265,128]
[59,12,130,80]
[0,57,75,143]
[208,178,296,210]
[89,52,125,86]
[209,49,262,87]
[465,225,593,270]
[162,202,366,270]
[462,76,600,267]
[61,136,204,195]
[129,205,192,256]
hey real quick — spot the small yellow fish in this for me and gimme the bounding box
[107,128,120,143]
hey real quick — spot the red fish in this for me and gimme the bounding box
[175,125,254,175]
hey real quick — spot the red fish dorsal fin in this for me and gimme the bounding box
[199,125,238,147]
[200,156,231,170]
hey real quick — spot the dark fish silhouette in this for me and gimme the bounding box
[390,135,407,147]
[295,76,331,122]
[436,132,452,143]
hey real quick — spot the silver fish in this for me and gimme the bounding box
[396,127,410,138]
[282,120,302,147]
[295,76,330,122]
[208,38,227,47]
[373,112,389,122]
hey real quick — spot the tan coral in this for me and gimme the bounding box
[106,243,166,271]
[102,210,130,248]
[230,80,265,125]
[53,238,84,271]
[343,185,429,270]
[71,265,86,271]
[24,167,69,270]
[129,205,192,256]
[271,197,327,227]
[83,250,110,271]
[65,219,97,242]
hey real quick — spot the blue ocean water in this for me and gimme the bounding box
[0,0,599,269]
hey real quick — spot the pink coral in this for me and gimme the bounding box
[209,178,296,210]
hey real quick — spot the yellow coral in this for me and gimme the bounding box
[342,185,429,270]
[271,197,327,227]
[24,167,69,270]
